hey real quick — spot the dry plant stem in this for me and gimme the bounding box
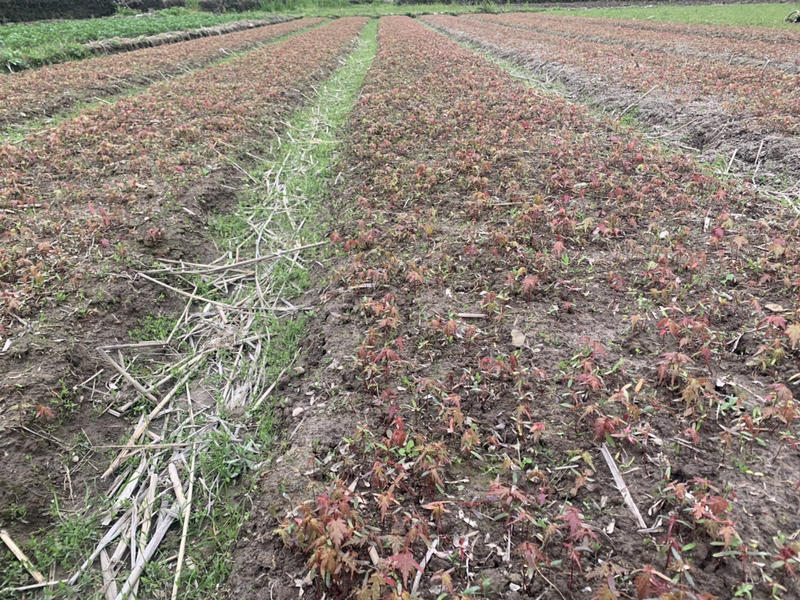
[725,148,738,174]
[140,271,306,312]
[139,472,158,560]
[102,357,204,478]
[112,504,179,600]
[105,457,147,520]
[148,240,328,275]
[615,84,658,120]
[168,463,186,507]
[100,549,118,600]
[171,406,196,600]
[0,529,45,583]
[600,443,648,530]
[19,425,68,449]
[167,294,195,344]
[137,272,248,312]
[411,539,438,594]
[535,567,567,600]
[92,442,192,450]
[251,362,293,411]
[98,349,159,405]
[69,511,131,585]
[0,579,69,594]
[99,341,167,351]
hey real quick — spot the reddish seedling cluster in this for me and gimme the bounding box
[272,14,800,600]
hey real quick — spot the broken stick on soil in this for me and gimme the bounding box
[0,528,45,584]
[600,443,648,530]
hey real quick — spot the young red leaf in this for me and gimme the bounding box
[326,518,350,549]
[35,404,56,420]
[786,323,800,349]
[388,550,421,587]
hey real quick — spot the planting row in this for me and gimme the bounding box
[261,15,800,600]
[426,15,799,139]
[0,17,367,340]
[424,14,800,185]
[0,18,322,131]
[474,13,800,73]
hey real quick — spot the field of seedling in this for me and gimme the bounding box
[1,7,799,600]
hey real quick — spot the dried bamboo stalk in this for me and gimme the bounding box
[600,443,648,530]
[102,359,203,478]
[0,529,45,583]
[99,549,118,600]
[112,505,178,600]
[170,446,196,600]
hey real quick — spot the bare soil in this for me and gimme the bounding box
[0,170,241,543]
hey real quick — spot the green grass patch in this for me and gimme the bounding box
[130,314,176,342]
[0,7,288,71]
[0,502,101,597]
[548,2,800,28]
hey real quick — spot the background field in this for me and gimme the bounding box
[549,2,800,28]
[4,0,798,70]
[1,3,799,599]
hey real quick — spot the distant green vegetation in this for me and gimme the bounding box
[0,7,284,70]
[288,2,520,18]
[4,1,794,74]
[549,2,800,28]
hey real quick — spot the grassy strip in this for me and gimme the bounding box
[549,2,800,28]
[146,18,378,599]
[1,18,327,144]
[0,7,291,71]
[0,17,378,600]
